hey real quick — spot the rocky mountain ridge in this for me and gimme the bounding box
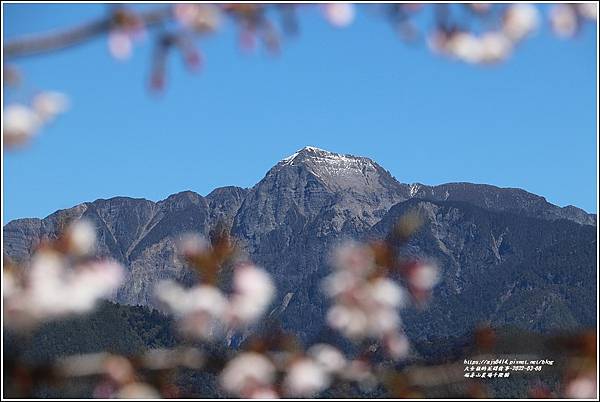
[3,146,597,341]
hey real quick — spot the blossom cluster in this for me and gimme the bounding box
[3,220,124,330]
[154,233,275,341]
[322,240,439,360]
[155,262,275,341]
[429,4,540,64]
[153,231,388,398]
[3,91,69,149]
[427,3,596,65]
[550,3,598,38]
[152,212,440,398]
[218,343,376,398]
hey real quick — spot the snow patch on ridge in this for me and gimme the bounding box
[280,146,370,170]
[281,146,329,166]
[409,183,421,197]
[274,146,403,196]
[281,151,300,165]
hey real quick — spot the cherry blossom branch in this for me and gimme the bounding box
[3,6,172,60]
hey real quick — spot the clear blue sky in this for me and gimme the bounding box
[3,4,598,223]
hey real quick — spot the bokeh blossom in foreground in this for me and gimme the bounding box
[322,210,439,361]
[154,231,275,341]
[3,91,69,149]
[155,263,275,340]
[3,220,123,330]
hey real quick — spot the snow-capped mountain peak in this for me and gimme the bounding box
[275,146,398,192]
[280,146,345,166]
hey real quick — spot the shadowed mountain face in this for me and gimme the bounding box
[3,146,597,342]
[370,199,596,340]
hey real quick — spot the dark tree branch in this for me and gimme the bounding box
[3,7,172,60]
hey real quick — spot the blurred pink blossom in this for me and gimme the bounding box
[502,4,539,41]
[407,262,439,290]
[2,104,42,147]
[219,352,276,398]
[116,383,161,399]
[228,263,275,326]
[32,91,70,123]
[155,259,274,339]
[550,4,579,38]
[66,219,97,256]
[3,250,124,330]
[323,242,409,357]
[177,232,210,258]
[155,280,228,340]
[330,241,375,274]
[322,3,355,28]
[577,3,598,21]
[108,31,134,60]
[307,343,347,373]
[173,3,221,33]
[283,357,330,397]
[564,374,597,399]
